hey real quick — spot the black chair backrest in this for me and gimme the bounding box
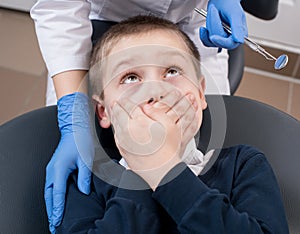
[0,95,299,233]
[228,45,244,94]
[0,106,59,234]
[241,0,279,20]
[199,95,300,234]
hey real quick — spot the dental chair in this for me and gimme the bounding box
[0,95,299,233]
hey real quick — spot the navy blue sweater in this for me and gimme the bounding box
[57,145,289,233]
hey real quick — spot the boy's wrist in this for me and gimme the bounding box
[131,156,182,191]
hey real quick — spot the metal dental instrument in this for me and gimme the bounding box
[194,8,289,70]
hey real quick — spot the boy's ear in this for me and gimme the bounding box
[93,94,111,129]
[198,76,207,110]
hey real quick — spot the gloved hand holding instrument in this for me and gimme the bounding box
[196,1,288,70]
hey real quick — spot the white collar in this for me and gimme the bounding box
[119,138,214,176]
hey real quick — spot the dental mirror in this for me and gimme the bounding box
[274,54,289,70]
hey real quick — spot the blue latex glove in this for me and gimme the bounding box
[199,0,248,50]
[45,92,94,233]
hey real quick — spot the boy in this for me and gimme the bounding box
[56,15,288,233]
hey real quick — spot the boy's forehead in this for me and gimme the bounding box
[98,44,198,82]
[110,29,189,54]
[110,45,190,70]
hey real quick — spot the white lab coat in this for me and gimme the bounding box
[31,0,230,105]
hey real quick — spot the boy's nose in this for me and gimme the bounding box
[120,80,176,106]
[143,82,170,103]
[147,96,164,104]
[136,81,171,100]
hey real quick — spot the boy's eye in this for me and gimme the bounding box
[165,67,181,78]
[120,74,140,84]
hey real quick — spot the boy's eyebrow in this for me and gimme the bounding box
[113,59,135,74]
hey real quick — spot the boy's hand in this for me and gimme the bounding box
[145,91,199,156]
[111,90,198,189]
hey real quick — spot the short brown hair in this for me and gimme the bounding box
[89,15,201,96]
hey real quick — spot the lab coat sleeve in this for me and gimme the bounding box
[30,0,93,77]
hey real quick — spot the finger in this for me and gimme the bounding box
[177,103,197,132]
[77,160,92,195]
[51,171,69,227]
[228,9,247,43]
[166,94,195,123]
[112,119,130,154]
[49,224,56,234]
[143,103,170,123]
[151,89,181,110]
[177,104,198,143]
[183,113,199,142]
[111,102,130,127]
[44,183,53,224]
[52,191,65,227]
[210,35,240,49]
[44,163,54,224]
[115,98,145,119]
[112,101,152,152]
[199,27,216,47]
[116,98,136,115]
[207,4,228,39]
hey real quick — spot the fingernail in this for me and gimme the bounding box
[193,101,198,109]
[188,94,195,101]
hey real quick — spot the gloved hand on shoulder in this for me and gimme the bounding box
[45,92,94,233]
[199,0,248,50]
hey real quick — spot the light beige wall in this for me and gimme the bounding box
[235,46,300,121]
[0,8,46,124]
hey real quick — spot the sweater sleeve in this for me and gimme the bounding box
[152,148,289,234]
[57,171,160,234]
[30,0,93,77]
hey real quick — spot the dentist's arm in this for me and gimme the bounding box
[31,1,94,232]
[53,70,87,99]
[45,70,94,234]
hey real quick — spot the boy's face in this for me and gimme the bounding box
[94,29,207,131]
